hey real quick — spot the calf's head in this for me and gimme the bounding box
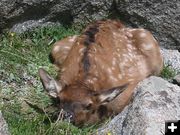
[39,68,128,126]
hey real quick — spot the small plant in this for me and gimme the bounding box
[160,64,177,80]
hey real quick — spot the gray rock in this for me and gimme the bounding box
[0,111,10,135]
[116,0,180,50]
[10,19,61,33]
[0,0,112,33]
[161,48,180,71]
[0,0,179,49]
[98,76,180,135]
[173,74,180,85]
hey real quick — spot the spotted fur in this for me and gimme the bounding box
[39,20,163,126]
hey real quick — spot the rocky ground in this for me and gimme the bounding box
[98,76,180,135]
[161,48,180,71]
[0,0,179,49]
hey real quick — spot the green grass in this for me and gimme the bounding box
[0,26,98,135]
[160,64,177,80]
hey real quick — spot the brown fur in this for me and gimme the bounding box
[39,20,163,126]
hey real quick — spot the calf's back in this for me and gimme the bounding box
[40,20,163,125]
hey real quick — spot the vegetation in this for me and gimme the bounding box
[160,64,177,80]
[0,26,99,135]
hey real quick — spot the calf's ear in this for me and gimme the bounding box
[94,84,128,104]
[38,68,62,98]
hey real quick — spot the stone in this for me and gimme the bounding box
[115,0,180,50]
[173,74,180,86]
[0,111,10,135]
[0,0,179,49]
[0,0,112,33]
[97,76,180,135]
[161,48,180,71]
[0,3,178,74]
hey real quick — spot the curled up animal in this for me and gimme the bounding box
[38,20,163,126]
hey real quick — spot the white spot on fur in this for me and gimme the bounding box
[111,67,115,71]
[109,76,118,82]
[129,29,136,32]
[118,74,122,79]
[127,44,133,50]
[128,52,135,58]
[93,78,98,81]
[113,32,116,36]
[129,57,133,62]
[112,61,116,66]
[69,35,77,42]
[142,43,153,50]
[124,36,128,40]
[53,45,60,53]
[64,46,71,49]
[107,68,112,74]
[126,32,133,38]
[123,54,129,58]
[119,39,122,42]
[127,48,132,53]
[119,63,125,74]
[61,68,66,72]
[112,58,116,65]
[79,48,85,56]
[86,79,94,84]
[77,42,80,45]
[139,32,147,38]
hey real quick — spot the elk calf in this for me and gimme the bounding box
[39,20,163,126]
